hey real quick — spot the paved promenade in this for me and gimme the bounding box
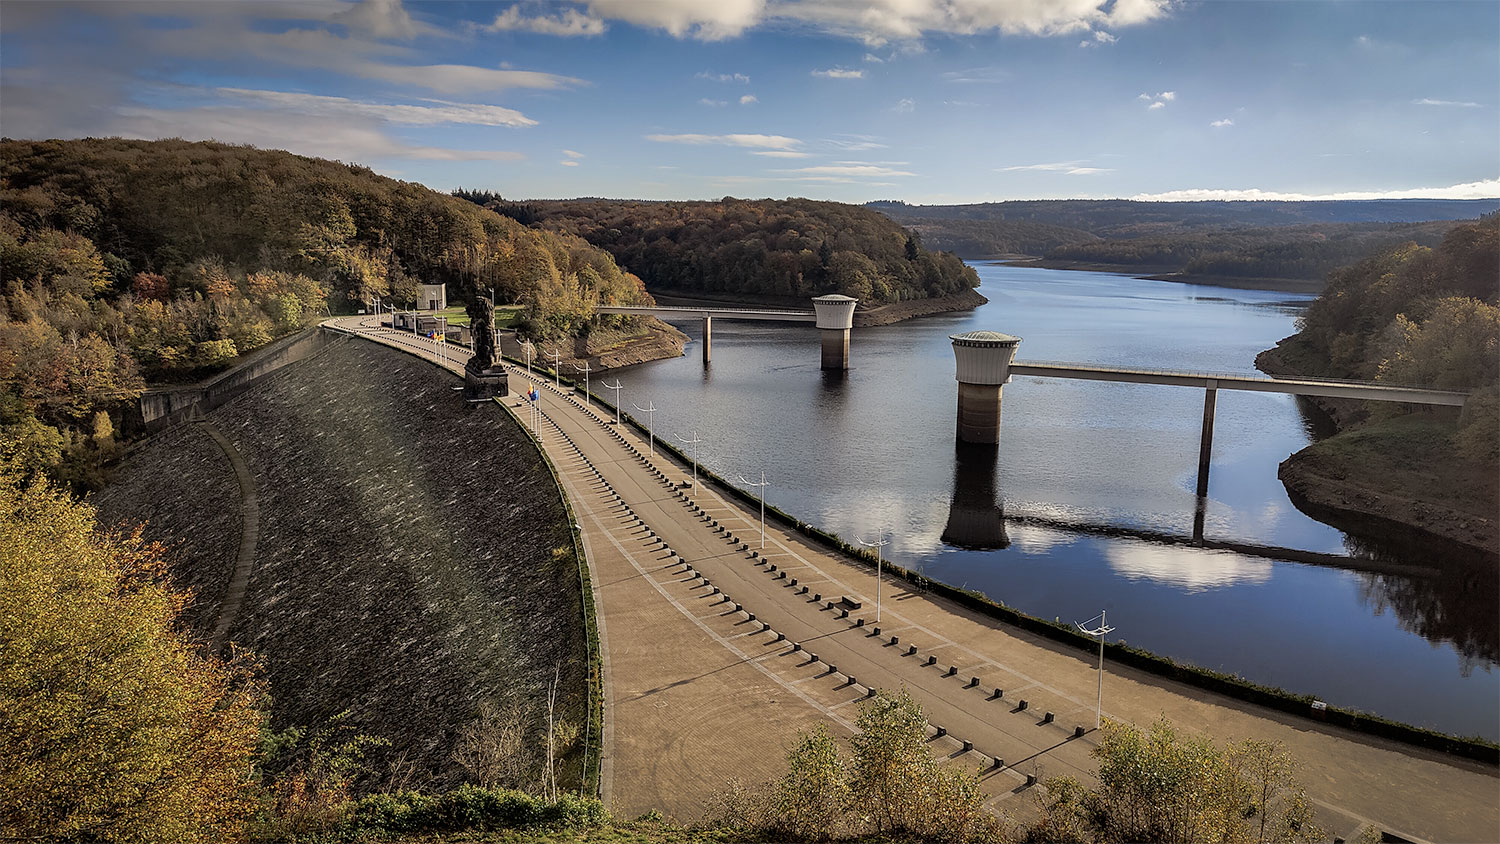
[328,317,1498,843]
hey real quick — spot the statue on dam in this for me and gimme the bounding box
[463,294,509,401]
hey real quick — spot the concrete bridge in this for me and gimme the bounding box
[949,331,1472,524]
[596,294,857,368]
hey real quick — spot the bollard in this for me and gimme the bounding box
[962,740,973,752]
[1018,700,1028,711]
[800,586,808,594]
[935,726,947,737]
[1042,712,1054,724]
[946,666,957,676]
[926,656,936,665]
[768,564,776,571]
[968,677,979,688]
[907,645,917,655]
[990,689,1003,700]
[775,633,785,642]
[813,593,821,602]
[873,627,881,636]
[746,613,755,621]
[792,643,801,652]
[991,757,1004,770]
[790,578,798,586]
[855,618,864,627]
[867,687,877,698]
[840,609,849,618]
[1074,726,1086,738]
[1026,774,1037,787]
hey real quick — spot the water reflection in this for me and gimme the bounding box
[941,443,1009,550]
[1105,540,1272,591]
[1359,562,1500,676]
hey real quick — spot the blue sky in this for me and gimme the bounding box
[2,0,1496,203]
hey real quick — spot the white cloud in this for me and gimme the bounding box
[1000,160,1110,175]
[563,149,585,159]
[775,164,916,179]
[942,66,1009,83]
[485,6,607,36]
[825,135,887,151]
[584,0,765,40]
[560,159,580,166]
[699,97,728,106]
[1079,29,1117,47]
[105,106,523,162]
[351,62,582,94]
[812,67,864,79]
[1131,179,1500,202]
[863,52,884,63]
[1210,118,1233,128]
[752,150,812,158]
[740,94,758,105]
[645,132,803,150]
[331,0,438,40]
[892,98,916,113]
[697,71,751,83]
[216,88,537,126]
[1412,98,1482,108]
[1139,90,1174,109]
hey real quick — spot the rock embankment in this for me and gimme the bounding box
[96,338,588,789]
[852,288,989,327]
[1257,336,1497,556]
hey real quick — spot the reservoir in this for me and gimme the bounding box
[603,263,1498,740]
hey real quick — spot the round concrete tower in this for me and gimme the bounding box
[950,331,1021,444]
[811,294,857,370]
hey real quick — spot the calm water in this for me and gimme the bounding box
[605,264,1499,739]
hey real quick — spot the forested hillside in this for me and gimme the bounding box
[458,194,979,305]
[1259,215,1499,551]
[873,198,1500,284]
[0,138,652,488]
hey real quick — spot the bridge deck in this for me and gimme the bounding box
[595,304,817,322]
[1009,361,1469,406]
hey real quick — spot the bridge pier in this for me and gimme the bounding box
[702,315,711,364]
[1196,381,1217,498]
[950,331,1021,445]
[811,294,857,370]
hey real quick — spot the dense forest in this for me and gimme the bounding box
[1273,215,1498,457]
[455,194,979,305]
[873,198,1500,284]
[0,138,653,487]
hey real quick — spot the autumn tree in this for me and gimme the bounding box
[0,461,265,843]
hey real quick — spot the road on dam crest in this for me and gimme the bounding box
[326,316,1497,843]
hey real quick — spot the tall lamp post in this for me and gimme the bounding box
[1075,610,1116,730]
[546,349,561,387]
[601,379,623,425]
[859,531,890,623]
[522,341,535,379]
[678,431,704,489]
[573,362,593,408]
[631,401,657,456]
[738,470,768,549]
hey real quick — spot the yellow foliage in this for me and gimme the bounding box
[0,466,265,842]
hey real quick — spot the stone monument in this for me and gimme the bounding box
[463,296,509,401]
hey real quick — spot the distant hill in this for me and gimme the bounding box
[870,198,1500,233]
[869,198,1500,286]
[457,195,978,306]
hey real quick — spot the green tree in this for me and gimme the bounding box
[0,462,266,843]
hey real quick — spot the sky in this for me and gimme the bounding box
[2,0,1497,204]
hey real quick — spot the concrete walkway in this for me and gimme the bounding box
[196,416,260,654]
[327,317,1499,844]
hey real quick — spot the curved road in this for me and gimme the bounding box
[328,316,1497,843]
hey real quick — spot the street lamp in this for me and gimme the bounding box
[631,401,657,456]
[522,340,534,378]
[859,531,891,623]
[546,349,561,387]
[737,470,768,549]
[677,431,704,489]
[573,362,593,408]
[601,379,623,425]
[1075,610,1116,730]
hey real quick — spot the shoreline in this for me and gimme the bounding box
[1257,339,1498,557]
